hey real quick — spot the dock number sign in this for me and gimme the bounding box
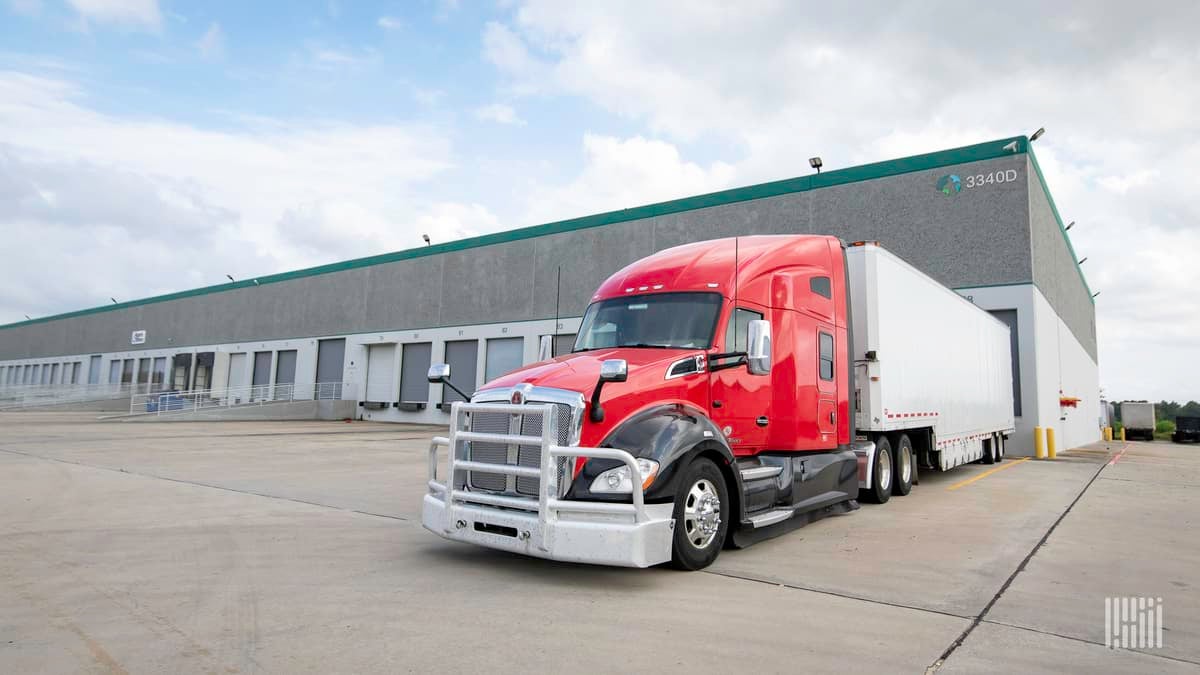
[131,330,147,345]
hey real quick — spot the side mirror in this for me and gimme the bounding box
[747,320,772,376]
[599,359,628,382]
[427,363,450,383]
[538,335,553,361]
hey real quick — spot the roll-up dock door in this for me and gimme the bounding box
[316,339,346,398]
[365,344,396,404]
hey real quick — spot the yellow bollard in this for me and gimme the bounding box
[1104,427,1113,442]
[1047,427,1057,459]
[1119,428,1126,442]
[1035,427,1046,459]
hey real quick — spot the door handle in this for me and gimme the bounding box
[829,411,836,425]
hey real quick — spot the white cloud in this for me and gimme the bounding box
[482,0,1200,401]
[0,70,499,324]
[522,133,735,226]
[66,0,161,30]
[377,15,402,30]
[307,45,379,70]
[474,102,524,125]
[6,0,42,16]
[195,22,224,60]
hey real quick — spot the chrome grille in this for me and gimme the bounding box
[467,401,573,495]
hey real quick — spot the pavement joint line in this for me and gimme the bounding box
[945,457,1030,491]
[0,447,411,523]
[925,448,1114,673]
[979,618,1200,667]
[701,568,973,622]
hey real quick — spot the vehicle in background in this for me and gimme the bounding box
[1174,416,1200,444]
[1121,401,1156,441]
[422,236,1015,569]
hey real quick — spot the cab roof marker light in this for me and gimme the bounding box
[625,287,634,293]
[638,286,649,291]
[706,282,719,288]
[652,284,663,290]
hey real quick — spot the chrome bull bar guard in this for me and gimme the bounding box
[426,401,650,552]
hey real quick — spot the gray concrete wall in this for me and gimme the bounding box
[2,153,1046,360]
[1027,157,1098,361]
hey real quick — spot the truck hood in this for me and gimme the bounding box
[478,348,695,397]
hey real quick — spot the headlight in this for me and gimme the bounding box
[589,458,659,493]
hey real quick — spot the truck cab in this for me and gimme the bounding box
[422,235,862,569]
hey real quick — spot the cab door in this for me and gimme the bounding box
[709,305,771,454]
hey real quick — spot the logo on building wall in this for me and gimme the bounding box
[131,330,147,345]
[936,174,962,196]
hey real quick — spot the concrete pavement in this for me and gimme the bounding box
[0,412,1196,673]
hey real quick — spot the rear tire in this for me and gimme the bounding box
[670,458,729,571]
[981,437,996,464]
[892,434,913,496]
[860,436,892,504]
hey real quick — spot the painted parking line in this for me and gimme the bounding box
[946,457,1031,491]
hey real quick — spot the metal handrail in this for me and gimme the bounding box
[427,402,650,553]
[127,381,355,416]
[0,383,133,410]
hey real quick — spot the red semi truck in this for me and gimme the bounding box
[423,236,1014,569]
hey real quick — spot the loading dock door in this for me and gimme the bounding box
[442,340,478,405]
[227,353,248,403]
[252,352,271,400]
[273,350,297,400]
[316,338,346,393]
[365,344,396,403]
[399,342,432,406]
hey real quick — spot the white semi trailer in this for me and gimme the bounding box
[847,242,1016,502]
[1121,401,1156,441]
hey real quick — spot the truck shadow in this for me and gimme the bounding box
[415,541,673,590]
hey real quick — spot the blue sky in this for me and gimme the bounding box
[1,0,1199,401]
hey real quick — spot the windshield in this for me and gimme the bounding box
[573,292,723,351]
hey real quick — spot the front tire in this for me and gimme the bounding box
[670,458,729,571]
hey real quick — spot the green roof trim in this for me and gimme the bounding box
[1026,144,1094,303]
[2,135,1034,331]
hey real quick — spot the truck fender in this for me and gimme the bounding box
[565,404,743,508]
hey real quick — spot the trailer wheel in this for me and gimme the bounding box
[670,457,730,571]
[892,434,913,496]
[860,436,892,504]
[981,436,996,464]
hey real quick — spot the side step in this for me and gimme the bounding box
[747,509,792,529]
[739,465,783,481]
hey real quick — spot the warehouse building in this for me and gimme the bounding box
[0,136,1099,455]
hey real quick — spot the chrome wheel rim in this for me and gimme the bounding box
[683,478,722,549]
[899,446,911,484]
[879,449,892,491]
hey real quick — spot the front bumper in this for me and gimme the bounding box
[423,401,674,568]
[422,493,673,567]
